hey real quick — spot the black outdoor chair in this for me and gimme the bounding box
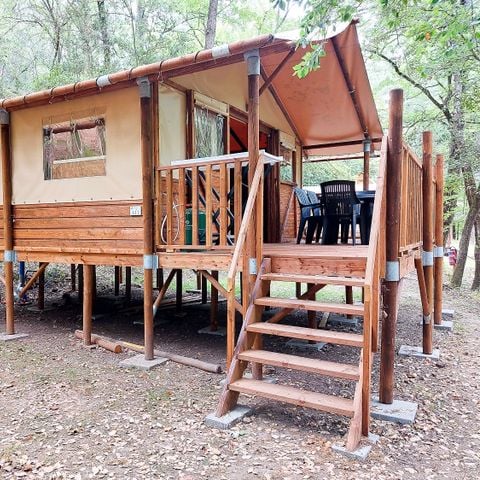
[294,187,323,244]
[320,180,360,245]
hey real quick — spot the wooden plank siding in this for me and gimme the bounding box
[12,200,143,265]
[0,206,4,250]
[279,181,297,242]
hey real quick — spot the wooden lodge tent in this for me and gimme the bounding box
[0,21,443,452]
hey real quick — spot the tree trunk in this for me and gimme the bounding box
[451,197,479,287]
[204,0,219,49]
[472,215,480,289]
[97,0,110,69]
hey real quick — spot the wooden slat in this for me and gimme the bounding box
[191,165,199,246]
[229,378,355,417]
[178,167,186,245]
[166,169,173,245]
[205,165,213,247]
[14,227,143,241]
[247,322,364,347]
[14,217,142,229]
[234,160,242,240]
[254,296,364,316]
[262,273,365,287]
[238,350,359,380]
[219,163,228,246]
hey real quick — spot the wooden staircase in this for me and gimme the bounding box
[215,257,372,451]
[215,138,387,452]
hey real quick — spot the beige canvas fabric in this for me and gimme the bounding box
[11,88,142,204]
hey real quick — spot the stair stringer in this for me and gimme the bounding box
[215,257,271,417]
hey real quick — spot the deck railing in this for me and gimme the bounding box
[359,134,387,441]
[155,151,278,251]
[399,143,423,252]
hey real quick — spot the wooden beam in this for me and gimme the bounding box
[83,264,94,346]
[434,154,444,325]
[422,131,434,354]
[260,65,302,144]
[199,269,243,313]
[379,89,403,405]
[17,263,49,300]
[38,263,45,310]
[1,110,14,334]
[331,37,369,138]
[259,48,296,96]
[304,154,380,163]
[125,266,132,303]
[139,77,155,361]
[303,138,383,151]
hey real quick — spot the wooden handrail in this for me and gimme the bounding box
[364,135,387,289]
[227,154,265,291]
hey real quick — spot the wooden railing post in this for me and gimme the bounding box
[422,132,434,354]
[138,77,155,361]
[0,109,15,335]
[379,89,403,405]
[434,154,444,325]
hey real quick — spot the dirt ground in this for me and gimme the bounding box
[0,261,479,479]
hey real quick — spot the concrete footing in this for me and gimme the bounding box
[286,339,326,351]
[371,397,418,424]
[198,326,226,337]
[0,333,29,342]
[327,313,360,328]
[220,372,277,386]
[399,345,440,360]
[205,405,252,430]
[442,308,454,320]
[434,320,453,331]
[119,354,168,371]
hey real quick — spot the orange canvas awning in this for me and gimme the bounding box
[261,22,383,155]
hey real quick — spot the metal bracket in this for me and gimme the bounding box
[249,258,257,275]
[422,250,434,267]
[4,250,17,263]
[433,246,444,258]
[96,74,112,88]
[244,49,260,76]
[137,77,151,98]
[363,138,371,153]
[423,314,431,325]
[385,260,400,282]
[143,254,158,270]
[0,109,9,125]
[211,44,230,59]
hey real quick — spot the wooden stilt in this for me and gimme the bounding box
[363,139,371,190]
[210,270,219,331]
[415,257,431,353]
[114,266,120,296]
[83,264,93,346]
[125,266,132,303]
[71,264,76,291]
[1,111,14,334]
[138,76,155,361]
[201,275,208,304]
[78,265,84,301]
[345,285,354,319]
[92,265,97,302]
[422,131,434,354]
[156,268,164,290]
[434,154,444,325]
[379,89,403,405]
[176,269,183,311]
[38,263,45,310]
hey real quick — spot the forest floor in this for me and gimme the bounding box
[0,260,479,479]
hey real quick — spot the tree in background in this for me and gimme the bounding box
[286,0,480,288]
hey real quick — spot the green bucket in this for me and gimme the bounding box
[185,208,206,245]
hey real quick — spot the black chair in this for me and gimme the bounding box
[320,180,360,245]
[294,187,323,244]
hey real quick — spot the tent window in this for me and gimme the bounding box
[43,117,106,180]
[194,105,226,158]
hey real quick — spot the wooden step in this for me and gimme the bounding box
[261,273,365,287]
[247,322,363,347]
[255,296,364,316]
[229,378,355,417]
[238,350,360,380]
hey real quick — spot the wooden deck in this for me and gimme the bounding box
[157,243,369,275]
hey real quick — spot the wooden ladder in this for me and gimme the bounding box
[215,258,371,451]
